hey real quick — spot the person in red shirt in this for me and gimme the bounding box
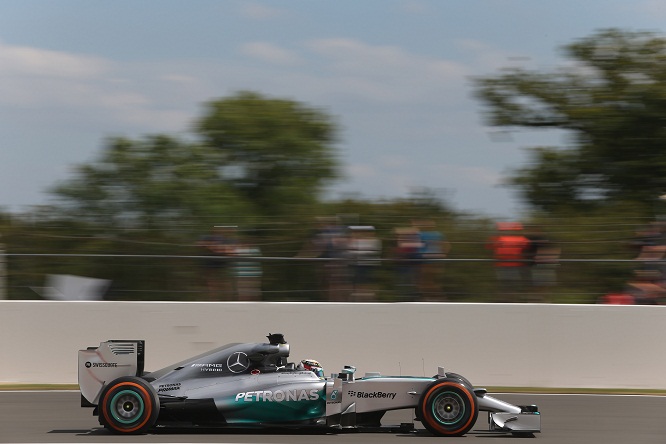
[488,222,530,302]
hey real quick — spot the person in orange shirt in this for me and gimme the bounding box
[488,222,530,302]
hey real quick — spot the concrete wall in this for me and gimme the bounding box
[1,301,665,389]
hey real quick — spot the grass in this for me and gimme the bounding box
[0,384,79,391]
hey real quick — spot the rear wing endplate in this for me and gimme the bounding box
[78,340,145,406]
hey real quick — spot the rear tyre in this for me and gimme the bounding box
[99,376,159,434]
[417,378,478,437]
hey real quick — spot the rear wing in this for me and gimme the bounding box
[78,340,145,406]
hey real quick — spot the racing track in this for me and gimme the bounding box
[1,391,665,444]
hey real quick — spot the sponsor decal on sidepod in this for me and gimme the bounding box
[348,390,396,399]
[235,389,320,402]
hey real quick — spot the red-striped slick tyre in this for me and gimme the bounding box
[444,372,474,390]
[417,378,478,437]
[99,376,159,434]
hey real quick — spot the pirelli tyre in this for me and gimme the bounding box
[443,372,473,389]
[417,378,478,437]
[99,376,160,434]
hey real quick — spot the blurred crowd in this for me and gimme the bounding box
[199,218,451,302]
[9,214,664,304]
[294,217,451,302]
[198,217,641,304]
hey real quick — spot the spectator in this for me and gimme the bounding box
[233,240,262,301]
[413,219,450,301]
[631,222,666,283]
[346,226,382,301]
[487,222,530,302]
[523,225,560,301]
[598,292,635,305]
[198,226,237,300]
[625,270,665,305]
[298,217,349,301]
[599,222,666,306]
[392,227,423,301]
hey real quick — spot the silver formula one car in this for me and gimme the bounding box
[78,333,540,437]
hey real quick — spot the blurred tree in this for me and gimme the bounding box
[50,135,253,231]
[45,92,342,300]
[475,29,666,214]
[196,91,340,216]
[51,91,340,228]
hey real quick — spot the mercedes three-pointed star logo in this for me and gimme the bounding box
[226,351,250,373]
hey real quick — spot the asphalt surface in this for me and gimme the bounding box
[1,391,666,443]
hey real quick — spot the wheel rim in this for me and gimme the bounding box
[110,390,145,425]
[431,391,465,425]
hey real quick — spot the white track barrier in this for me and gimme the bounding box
[1,301,664,389]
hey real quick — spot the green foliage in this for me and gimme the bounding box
[474,29,666,214]
[31,91,343,300]
[196,91,340,216]
[51,91,341,231]
[0,84,655,303]
[50,135,254,233]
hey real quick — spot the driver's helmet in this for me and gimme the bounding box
[300,359,324,378]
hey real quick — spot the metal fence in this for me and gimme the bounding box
[2,252,661,304]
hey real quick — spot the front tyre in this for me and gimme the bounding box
[99,376,159,434]
[417,378,478,437]
[444,372,474,389]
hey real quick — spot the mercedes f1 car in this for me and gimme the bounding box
[78,333,540,437]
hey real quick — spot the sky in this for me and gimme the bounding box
[1,0,665,218]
